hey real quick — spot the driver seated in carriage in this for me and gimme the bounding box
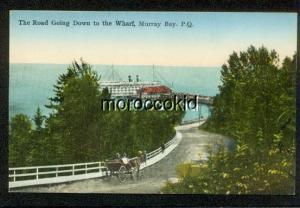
[121,153,129,165]
[115,152,121,160]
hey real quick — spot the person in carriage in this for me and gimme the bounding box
[121,153,129,165]
[115,152,121,160]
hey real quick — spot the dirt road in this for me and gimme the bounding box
[16,123,233,193]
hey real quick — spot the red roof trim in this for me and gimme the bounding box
[140,85,171,94]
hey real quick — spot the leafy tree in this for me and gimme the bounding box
[9,114,32,167]
[162,46,296,194]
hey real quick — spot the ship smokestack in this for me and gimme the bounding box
[136,75,139,82]
[128,75,132,82]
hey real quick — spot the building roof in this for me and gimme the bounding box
[140,85,171,94]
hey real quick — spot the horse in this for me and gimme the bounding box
[128,156,143,178]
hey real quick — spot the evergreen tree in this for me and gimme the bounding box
[33,106,45,131]
[27,107,47,165]
[45,59,103,163]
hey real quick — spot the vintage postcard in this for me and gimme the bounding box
[8,10,297,195]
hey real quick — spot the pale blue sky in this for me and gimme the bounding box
[10,11,297,66]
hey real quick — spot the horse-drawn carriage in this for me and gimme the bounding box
[104,156,141,182]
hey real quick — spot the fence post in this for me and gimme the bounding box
[72,165,75,175]
[85,164,87,175]
[13,170,15,182]
[56,167,58,177]
[36,168,39,180]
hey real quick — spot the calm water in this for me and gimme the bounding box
[9,64,221,122]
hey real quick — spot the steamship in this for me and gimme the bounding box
[99,66,173,99]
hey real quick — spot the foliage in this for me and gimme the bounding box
[9,114,33,167]
[162,46,296,194]
[9,59,184,166]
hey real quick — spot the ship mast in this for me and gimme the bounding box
[111,64,114,81]
[152,64,154,82]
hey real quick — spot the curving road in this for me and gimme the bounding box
[15,122,233,193]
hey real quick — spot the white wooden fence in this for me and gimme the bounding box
[9,161,108,188]
[145,137,175,160]
[181,118,206,125]
[9,131,182,189]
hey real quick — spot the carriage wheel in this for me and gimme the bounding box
[118,166,127,183]
[103,168,112,181]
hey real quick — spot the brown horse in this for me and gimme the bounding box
[128,156,142,177]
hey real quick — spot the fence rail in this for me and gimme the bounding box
[145,135,176,160]
[9,132,180,188]
[181,118,206,125]
[9,161,107,185]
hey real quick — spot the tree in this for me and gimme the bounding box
[45,59,103,163]
[9,114,32,167]
[33,106,45,131]
[163,46,296,194]
[27,107,47,165]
